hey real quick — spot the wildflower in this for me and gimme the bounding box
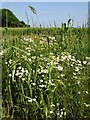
[5,62,8,64]
[78,92,81,94]
[19,75,22,78]
[56,56,60,62]
[68,55,71,59]
[25,38,29,41]
[49,53,54,56]
[28,49,31,52]
[31,83,36,86]
[50,111,53,114]
[41,69,48,74]
[40,54,43,57]
[71,61,74,65]
[60,115,62,117]
[49,81,55,86]
[85,91,89,94]
[61,111,63,115]
[33,98,36,101]
[40,79,43,82]
[32,56,36,60]
[29,58,31,62]
[61,74,65,77]
[51,37,55,40]
[21,67,25,73]
[49,80,52,84]
[71,64,74,67]
[77,81,80,85]
[15,72,19,76]
[45,81,47,84]
[50,104,55,107]
[42,74,44,77]
[26,47,29,50]
[39,84,46,88]
[61,55,67,61]
[9,59,12,64]
[18,66,22,70]
[29,38,33,42]
[75,67,79,72]
[72,56,75,59]
[51,55,56,60]
[26,69,29,74]
[77,60,81,63]
[28,99,33,103]
[27,53,31,56]
[9,74,12,77]
[78,63,82,67]
[57,65,63,71]
[83,61,87,64]
[20,72,24,76]
[73,72,77,76]
[57,112,60,116]
[53,61,57,65]
[84,103,90,107]
[56,103,59,106]
[71,58,76,62]
[22,78,25,81]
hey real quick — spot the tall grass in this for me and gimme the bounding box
[1,25,90,119]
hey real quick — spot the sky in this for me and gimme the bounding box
[1,2,88,27]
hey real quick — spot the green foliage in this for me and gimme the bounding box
[1,27,89,120]
[0,9,27,27]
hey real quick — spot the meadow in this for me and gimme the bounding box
[1,26,90,120]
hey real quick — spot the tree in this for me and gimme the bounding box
[0,8,27,27]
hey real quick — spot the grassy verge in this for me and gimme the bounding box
[1,27,90,120]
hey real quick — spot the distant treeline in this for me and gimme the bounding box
[0,8,28,27]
